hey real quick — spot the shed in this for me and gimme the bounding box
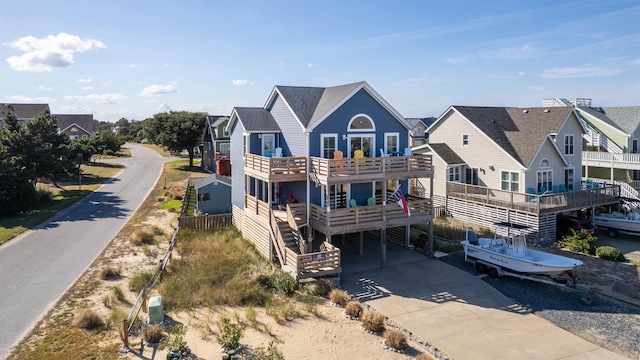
[195,174,232,214]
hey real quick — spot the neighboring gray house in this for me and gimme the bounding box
[54,114,97,139]
[0,103,51,125]
[195,175,231,214]
[201,115,230,173]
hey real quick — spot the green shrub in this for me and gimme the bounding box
[159,324,188,352]
[131,229,156,246]
[112,285,125,302]
[253,339,285,360]
[216,317,243,351]
[257,271,297,296]
[36,188,54,203]
[128,271,153,293]
[595,246,625,262]
[559,229,598,254]
[311,278,334,297]
[0,175,37,216]
[105,308,126,328]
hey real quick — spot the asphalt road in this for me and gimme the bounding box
[0,144,169,359]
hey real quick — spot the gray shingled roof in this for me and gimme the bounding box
[0,103,50,119]
[429,143,465,165]
[577,106,640,134]
[234,107,280,132]
[275,82,363,128]
[454,106,573,167]
[54,114,96,133]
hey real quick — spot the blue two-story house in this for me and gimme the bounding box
[227,81,434,279]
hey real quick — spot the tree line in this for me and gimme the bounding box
[1,110,207,216]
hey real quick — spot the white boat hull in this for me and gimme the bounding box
[593,212,640,234]
[461,240,583,276]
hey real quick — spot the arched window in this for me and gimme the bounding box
[347,114,375,131]
[540,159,550,168]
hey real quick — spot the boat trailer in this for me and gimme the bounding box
[467,258,578,288]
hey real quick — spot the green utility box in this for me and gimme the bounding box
[148,296,164,324]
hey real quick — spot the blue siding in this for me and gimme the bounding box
[197,183,231,214]
[309,89,409,157]
[270,95,307,156]
[230,120,245,209]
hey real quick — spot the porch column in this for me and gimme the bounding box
[359,232,364,255]
[405,224,412,249]
[429,175,435,257]
[381,229,387,267]
[428,220,434,257]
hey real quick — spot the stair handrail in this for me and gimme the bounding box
[614,180,640,201]
[269,210,288,266]
[285,204,307,254]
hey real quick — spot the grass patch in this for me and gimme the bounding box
[129,270,153,293]
[162,199,182,213]
[329,289,350,306]
[72,309,104,330]
[361,310,385,333]
[131,228,157,246]
[100,266,121,280]
[384,329,408,350]
[159,227,273,309]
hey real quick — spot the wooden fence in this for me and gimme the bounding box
[179,213,233,230]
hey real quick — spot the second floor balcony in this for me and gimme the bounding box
[309,155,433,185]
[582,151,640,170]
[244,153,308,182]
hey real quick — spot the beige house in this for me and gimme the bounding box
[414,105,618,243]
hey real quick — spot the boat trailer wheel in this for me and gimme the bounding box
[487,267,500,278]
[607,228,618,238]
[474,262,487,274]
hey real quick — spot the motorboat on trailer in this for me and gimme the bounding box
[593,209,640,238]
[460,222,583,277]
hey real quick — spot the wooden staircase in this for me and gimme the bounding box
[273,210,302,255]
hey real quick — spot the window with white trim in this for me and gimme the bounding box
[564,135,574,155]
[540,158,550,168]
[462,134,469,147]
[242,135,248,158]
[321,134,337,159]
[537,170,553,193]
[385,133,399,155]
[348,114,374,131]
[501,171,519,192]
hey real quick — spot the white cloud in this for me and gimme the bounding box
[77,78,92,83]
[5,33,106,72]
[128,63,137,68]
[232,79,248,86]
[64,93,126,104]
[58,104,91,113]
[308,63,314,67]
[34,85,52,90]
[541,66,621,79]
[406,77,430,83]
[82,86,94,90]
[139,84,178,96]
[5,95,55,103]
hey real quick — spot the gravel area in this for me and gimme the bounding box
[439,251,640,359]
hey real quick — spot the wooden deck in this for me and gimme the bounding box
[244,154,308,182]
[446,182,620,215]
[308,197,433,236]
[309,155,433,185]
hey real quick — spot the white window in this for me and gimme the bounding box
[321,134,337,159]
[448,166,461,182]
[262,134,275,157]
[70,135,79,140]
[220,143,230,154]
[81,135,88,139]
[242,135,248,158]
[564,135,574,155]
[385,133,399,155]
[501,171,519,192]
[413,127,422,136]
[71,127,78,132]
[537,170,553,193]
[462,134,469,147]
[349,135,374,158]
[348,114,375,131]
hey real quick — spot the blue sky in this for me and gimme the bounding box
[1,0,638,122]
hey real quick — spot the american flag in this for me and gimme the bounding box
[391,185,410,216]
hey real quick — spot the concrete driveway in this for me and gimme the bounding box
[338,234,626,360]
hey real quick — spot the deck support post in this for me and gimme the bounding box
[428,220,434,257]
[342,233,345,245]
[405,224,412,249]
[381,229,387,267]
[359,231,364,255]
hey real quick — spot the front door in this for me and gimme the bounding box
[348,135,374,158]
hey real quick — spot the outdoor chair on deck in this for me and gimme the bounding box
[552,185,560,193]
[273,147,282,157]
[527,187,538,202]
[404,147,412,156]
[379,148,387,157]
[367,197,376,206]
[354,149,364,158]
[559,184,568,192]
[333,150,346,172]
[350,199,358,208]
